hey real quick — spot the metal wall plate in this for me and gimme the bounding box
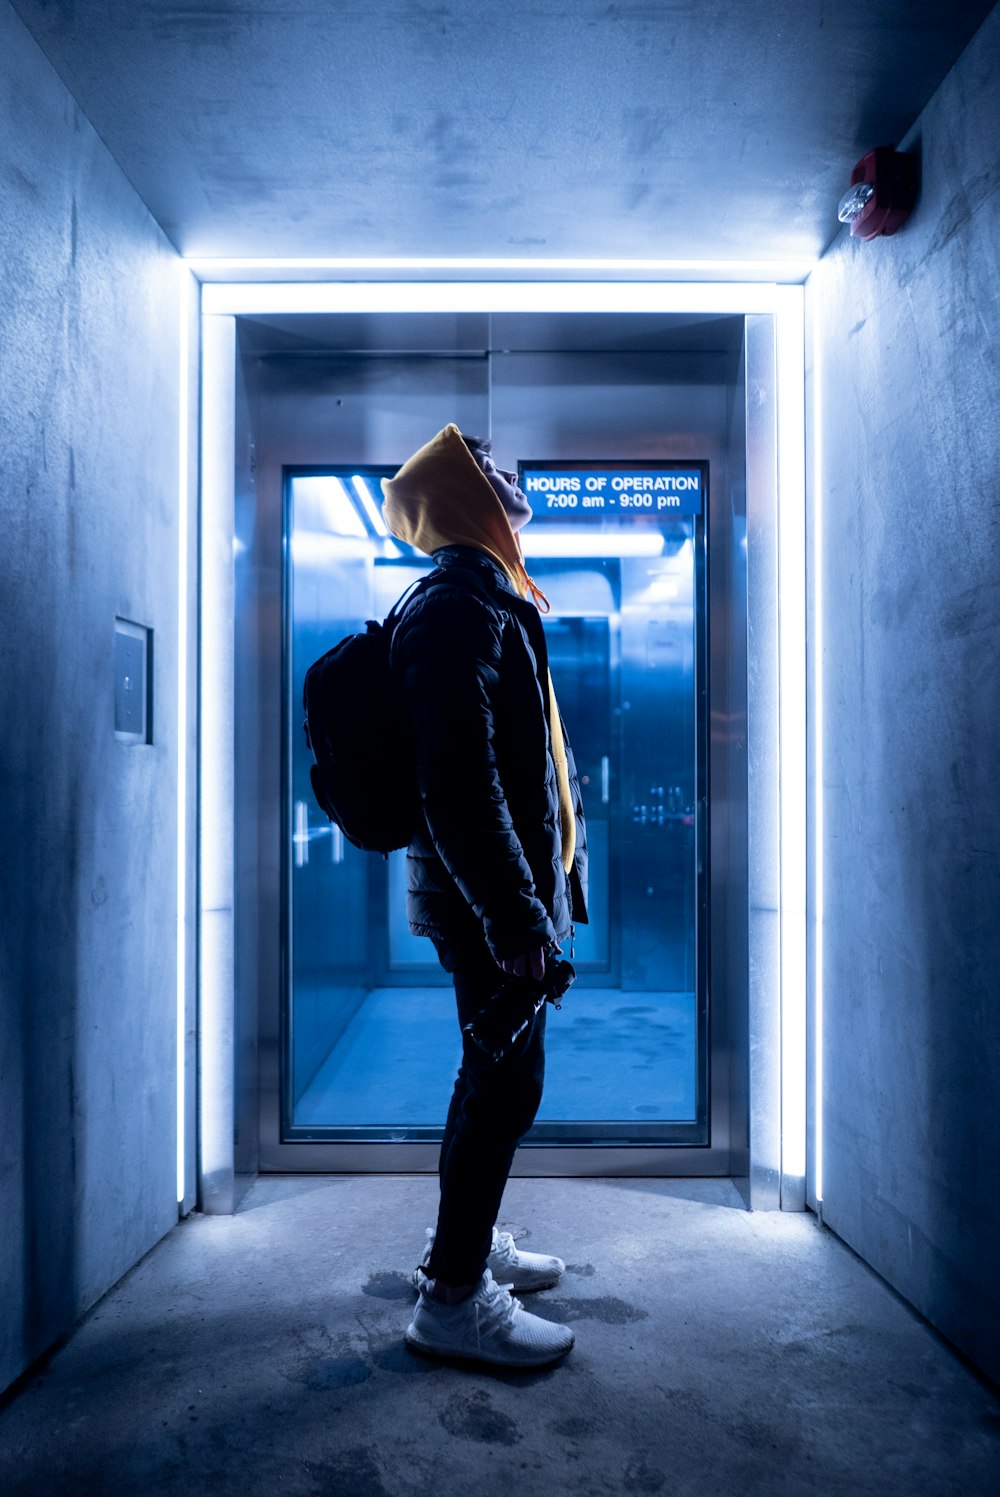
[114,618,152,744]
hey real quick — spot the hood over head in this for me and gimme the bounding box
[382,423,574,872]
[380,423,545,606]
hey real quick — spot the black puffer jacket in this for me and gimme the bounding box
[391,546,588,963]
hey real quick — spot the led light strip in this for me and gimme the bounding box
[176,271,188,1205]
[775,286,808,1205]
[811,287,825,1209]
[202,280,787,317]
[188,254,814,284]
[198,314,238,1212]
[194,274,811,1208]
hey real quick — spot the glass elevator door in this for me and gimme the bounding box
[284,464,708,1149]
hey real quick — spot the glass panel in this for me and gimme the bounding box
[286,465,707,1143]
[524,506,704,1136]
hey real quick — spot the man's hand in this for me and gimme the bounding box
[498,949,546,982]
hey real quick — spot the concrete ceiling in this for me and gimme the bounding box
[11,0,995,264]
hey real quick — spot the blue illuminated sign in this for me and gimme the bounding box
[519,465,703,518]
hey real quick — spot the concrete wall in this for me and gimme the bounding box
[0,3,185,1392]
[808,4,1000,1381]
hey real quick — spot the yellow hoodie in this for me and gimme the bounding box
[381,423,576,876]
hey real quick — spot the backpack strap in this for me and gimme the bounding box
[386,562,497,631]
[384,570,442,629]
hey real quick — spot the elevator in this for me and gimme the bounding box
[227,307,763,1180]
[287,458,707,1148]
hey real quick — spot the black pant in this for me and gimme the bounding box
[426,937,547,1286]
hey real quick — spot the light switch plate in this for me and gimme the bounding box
[115,618,152,744]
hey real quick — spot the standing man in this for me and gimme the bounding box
[381,423,588,1368]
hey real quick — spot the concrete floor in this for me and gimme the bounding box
[2,1177,998,1496]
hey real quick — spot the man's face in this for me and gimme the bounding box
[476,452,533,532]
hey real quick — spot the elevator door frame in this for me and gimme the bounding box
[280,466,711,1151]
[200,286,802,1206]
[268,465,723,1175]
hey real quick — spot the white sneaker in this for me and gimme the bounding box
[405,1270,575,1368]
[488,1227,566,1291]
[412,1227,566,1293]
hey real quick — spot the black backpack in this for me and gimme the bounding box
[302,565,489,855]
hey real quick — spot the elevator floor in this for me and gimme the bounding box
[294,987,697,1128]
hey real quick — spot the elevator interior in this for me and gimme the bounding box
[233,310,754,1177]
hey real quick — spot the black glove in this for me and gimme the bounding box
[463,957,576,1064]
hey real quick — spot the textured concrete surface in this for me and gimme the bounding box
[807,3,1000,1382]
[0,1,186,1393]
[2,1177,998,1496]
[9,0,993,261]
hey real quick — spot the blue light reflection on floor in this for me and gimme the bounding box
[294,988,696,1128]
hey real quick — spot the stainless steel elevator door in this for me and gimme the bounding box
[284,467,708,1147]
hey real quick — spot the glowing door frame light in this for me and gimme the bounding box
[775,286,808,1206]
[203,280,786,317]
[176,268,190,1206]
[189,255,816,282]
[198,313,238,1212]
[811,288,825,1209]
[194,273,811,1210]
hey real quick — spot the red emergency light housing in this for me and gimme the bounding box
[838,145,919,240]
